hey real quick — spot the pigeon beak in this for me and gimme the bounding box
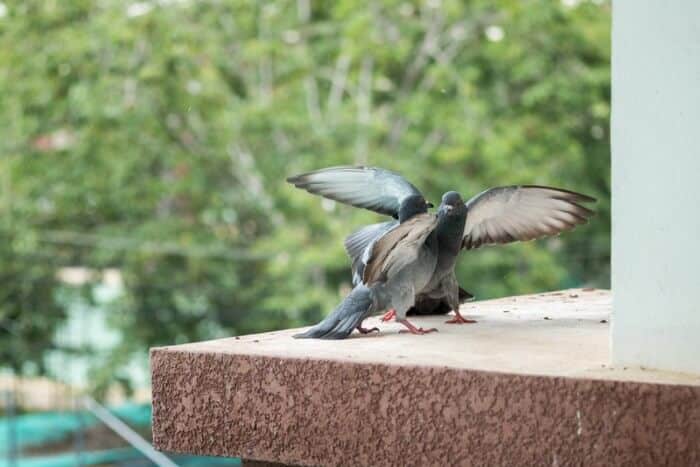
[426,201,434,208]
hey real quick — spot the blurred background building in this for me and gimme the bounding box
[0,0,610,464]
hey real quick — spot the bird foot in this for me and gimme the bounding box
[397,319,438,335]
[445,311,477,324]
[381,309,396,322]
[399,327,438,335]
[356,325,380,335]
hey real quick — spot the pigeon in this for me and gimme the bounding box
[383,185,595,325]
[294,192,468,339]
[287,166,474,315]
[290,166,596,331]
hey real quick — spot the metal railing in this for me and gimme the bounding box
[2,387,178,467]
[81,396,178,467]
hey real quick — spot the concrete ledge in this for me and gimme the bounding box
[151,289,700,466]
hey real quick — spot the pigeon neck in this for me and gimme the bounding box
[436,210,467,254]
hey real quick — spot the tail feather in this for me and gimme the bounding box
[294,285,374,339]
[458,286,475,303]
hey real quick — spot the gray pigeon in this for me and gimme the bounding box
[287,166,474,315]
[294,192,468,339]
[411,185,596,324]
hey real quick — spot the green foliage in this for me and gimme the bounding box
[0,0,610,390]
[0,225,67,373]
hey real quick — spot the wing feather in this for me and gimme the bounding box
[343,221,398,286]
[363,213,437,285]
[287,166,424,218]
[462,185,596,249]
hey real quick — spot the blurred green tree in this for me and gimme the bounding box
[0,0,609,392]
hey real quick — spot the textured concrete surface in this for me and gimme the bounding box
[151,289,700,466]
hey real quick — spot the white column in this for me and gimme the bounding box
[612,1,700,373]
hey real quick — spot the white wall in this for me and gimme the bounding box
[612,1,700,373]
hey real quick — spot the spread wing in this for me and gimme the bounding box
[343,220,398,286]
[363,213,438,285]
[462,185,596,250]
[287,166,424,218]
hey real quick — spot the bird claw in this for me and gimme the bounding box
[356,326,380,335]
[445,310,477,324]
[380,309,396,322]
[445,316,477,324]
[397,319,438,335]
[399,327,438,335]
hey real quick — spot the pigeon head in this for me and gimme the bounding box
[438,191,465,217]
[398,194,433,223]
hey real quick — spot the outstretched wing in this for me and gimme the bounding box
[363,213,438,285]
[462,185,596,250]
[344,220,398,286]
[287,166,424,218]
